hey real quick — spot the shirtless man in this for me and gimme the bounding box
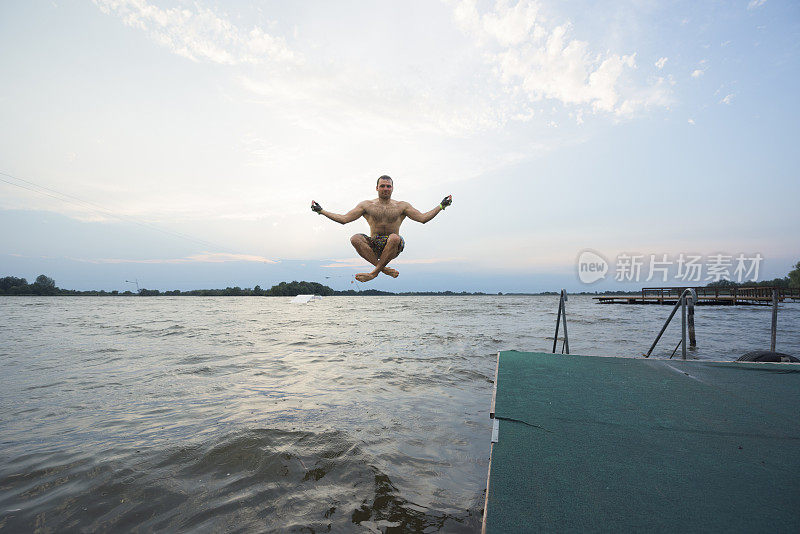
[311,175,452,282]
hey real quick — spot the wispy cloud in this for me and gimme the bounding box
[93,0,300,65]
[321,257,461,268]
[236,63,503,138]
[94,0,670,139]
[449,0,672,116]
[691,60,708,79]
[395,257,463,265]
[747,0,767,10]
[74,252,278,264]
[320,259,369,269]
[95,1,508,138]
[655,57,668,70]
[719,93,734,105]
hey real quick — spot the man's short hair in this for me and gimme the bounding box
[377,175,393,186]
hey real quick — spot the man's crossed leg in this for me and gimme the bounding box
[350,233,403,282]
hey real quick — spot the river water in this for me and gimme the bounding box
[1,295,798,532]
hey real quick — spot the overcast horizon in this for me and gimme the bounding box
[2,1,798,293]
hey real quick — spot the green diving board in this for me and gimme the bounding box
[483,351,800,533]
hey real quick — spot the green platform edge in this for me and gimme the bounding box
[483,351,800,533]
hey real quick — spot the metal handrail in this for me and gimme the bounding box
[645,288,697,359]
[644,287,783,359]
[771,289,779,352]
[552,289,569,354]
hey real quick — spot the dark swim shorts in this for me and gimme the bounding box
[359,234,405,258]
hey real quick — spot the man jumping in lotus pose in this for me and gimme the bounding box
[311,175,452,282]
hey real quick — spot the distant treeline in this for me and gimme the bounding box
[0,277,484,297]
[709,261,800,288]
[3,262,798,296]
[0,276,328,297]
[2,275,62,296]
[0,276,496,296]
[706,277,794,289]
[0,276,619,297]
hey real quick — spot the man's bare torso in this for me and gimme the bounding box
[311,178,450,282]
[359,198,409,236]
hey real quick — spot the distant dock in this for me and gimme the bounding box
[594,286,800,305]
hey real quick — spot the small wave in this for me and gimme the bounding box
[176,355,210,365]
[179,366,215,376]
[24,381,66,391]
[452,369,492,382]
[160,325,187,337]
[0,429,475,532]
[569,318,598,325]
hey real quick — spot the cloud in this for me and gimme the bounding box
[687,118,695,125]
[320,259,367,269]
[454,0,542,47]
[93,2,503,137]
[691,59,708,78]
[747,0,767,10]
[655,57,668,70]
[321,257,461,268]
[450,0,671,116]
[95,0,669,138]
[188,252,277,263]
[719,93,734,105]
[237,62,504,139]
[74,252,278,264]
[93,0,300,65]
[395,257,463,265]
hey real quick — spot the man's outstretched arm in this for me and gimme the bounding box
[311,200,365,224]
[403,195,452,224]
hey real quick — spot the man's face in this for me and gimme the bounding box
[376,179,393,199]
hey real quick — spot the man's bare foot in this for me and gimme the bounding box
[382,267,399,278]
[355,272,378,282]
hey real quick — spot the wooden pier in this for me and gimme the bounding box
[594,286,800,305]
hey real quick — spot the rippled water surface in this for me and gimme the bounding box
[1,296,798,532]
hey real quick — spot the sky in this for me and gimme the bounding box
[1,0,798,293]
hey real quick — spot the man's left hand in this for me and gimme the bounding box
[440,195,453,209]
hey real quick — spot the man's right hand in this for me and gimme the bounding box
[440,195,453,209]
[311,200,322,213]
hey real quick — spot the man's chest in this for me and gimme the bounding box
[365,204,404,223]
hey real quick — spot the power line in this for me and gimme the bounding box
[0,170,267,258]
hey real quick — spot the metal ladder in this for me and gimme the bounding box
[645,288,698,359]
[645,287,783,359]
[552,289,569,354]
[555,288,782,360]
